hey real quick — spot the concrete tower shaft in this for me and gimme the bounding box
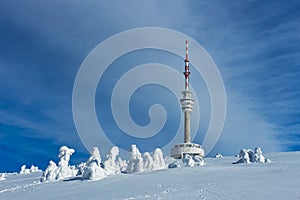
[181,90,194,143]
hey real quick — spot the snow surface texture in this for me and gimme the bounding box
[233,147,271,164]
[19,165,41,174]
[1,152,299,199]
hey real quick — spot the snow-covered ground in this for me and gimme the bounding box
[1,151,299,200]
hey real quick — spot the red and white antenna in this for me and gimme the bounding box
[185,40,189,62]
[184,40,191,90]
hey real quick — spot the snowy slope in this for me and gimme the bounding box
[1,152,300,200]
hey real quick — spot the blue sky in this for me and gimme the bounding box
[0,0,299,172]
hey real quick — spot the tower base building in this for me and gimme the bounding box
[171,143,204,159]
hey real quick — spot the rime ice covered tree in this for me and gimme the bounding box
[103,146,126,175]
[41,146,77,182]
[233,147,270,164]
[153,148,167,170]
[81,147,107,180]
[125,144,144,173]
[143,152,154,172]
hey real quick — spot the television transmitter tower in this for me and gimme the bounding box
[171,40,204,159]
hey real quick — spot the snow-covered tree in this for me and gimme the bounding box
[254,147,266,163]
[153,148,166,170]
[41,146,77,182]
[19,165,29,174]
[117,157,128,172]
[193,155,205,166]
[29,165,40,173]
[41,160,58,182]
[168,161,181,168]
[81,147,106,180]
[56,146,78,180]
[125,144,144,173]
[0,173,6,181]
[143,152,154,172]
[215,153,223,158]
[19,165,41,174]
[182,154,195,167]
[233,147,270,164]
[233,149,250,164]
[87,147,102,166]
[103,146,124,175]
